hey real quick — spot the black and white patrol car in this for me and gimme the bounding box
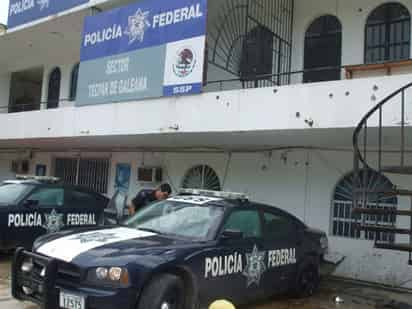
[0,176,109,250]
[12,189,328,309]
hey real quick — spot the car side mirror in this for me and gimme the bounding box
[24,199,39,208]
[220,229,243,241]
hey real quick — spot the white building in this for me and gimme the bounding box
[1,0,412,288]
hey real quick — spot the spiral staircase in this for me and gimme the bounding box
[352,82,412,265]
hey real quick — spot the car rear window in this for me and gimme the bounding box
[0,184,34,205]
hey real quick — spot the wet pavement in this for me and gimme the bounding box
[1,254,412,309]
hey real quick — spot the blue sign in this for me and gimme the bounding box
[8,0,89,28]
[76,0,207,106]
[80,0,207,61]
[115,163,131,193]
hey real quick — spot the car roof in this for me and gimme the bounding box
[1,179,105,196]
[173,189,305,225]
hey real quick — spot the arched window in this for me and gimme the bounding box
[365,3,411,63]
[69,63,80,101]
[331,170,397,242]
[304,15,342,83]
[47,67,61,109]
[240,25,274,84]
[181,165,221,191]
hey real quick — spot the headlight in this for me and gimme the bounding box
[109,267,122,281]
[96,267,108,280]
[87,267,129,286]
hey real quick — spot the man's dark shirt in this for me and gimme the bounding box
[131,189,157,212]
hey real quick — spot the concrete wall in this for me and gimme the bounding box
[7,148,409,288]
[0,73,410,140]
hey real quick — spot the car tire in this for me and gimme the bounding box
[293,263,320,298]
[138,274,185,309]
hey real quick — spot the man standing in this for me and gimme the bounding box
[128,183,172,216]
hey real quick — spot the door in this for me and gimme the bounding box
[303,15,342,83]
[13,186,65,248]
[64,189,101,229]
[260,210,302,295]
[200,208,265,305]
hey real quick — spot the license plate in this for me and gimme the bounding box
[59,291,85,309]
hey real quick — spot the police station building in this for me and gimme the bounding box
[1,0,412,289]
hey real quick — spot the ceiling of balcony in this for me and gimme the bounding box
[0,10,87,73]
[0,128,365,152]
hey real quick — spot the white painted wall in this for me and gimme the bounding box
[0,73,410,140]
[292,0,412,72]
[0,73,10,113]
[12,148,411,288]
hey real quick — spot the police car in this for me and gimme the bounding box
[0,176,109,250]
[12,189,328,309]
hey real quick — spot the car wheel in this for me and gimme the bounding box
[138,274,185,309]
[294,264,320,298]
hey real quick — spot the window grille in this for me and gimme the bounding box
[304,15,342,83]
[332,170,397,243]
[208,0,294,87]
[365,3,411,63]
[54,158,110,194]
[181,165,221,191]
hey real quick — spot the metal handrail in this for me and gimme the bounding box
[205,65,346,87]
[352,82,412,169]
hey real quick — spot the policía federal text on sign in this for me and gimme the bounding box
[76,0,207,106]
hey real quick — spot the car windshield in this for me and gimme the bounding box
[0,184,34,205]
[123,200,224,239]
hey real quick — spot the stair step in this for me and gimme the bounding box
[381,166,412,175]
[352,208,412,216]
[355,224,411,234]
[385,189,412,197]
[375,243,412,252]
[353,189,412,196]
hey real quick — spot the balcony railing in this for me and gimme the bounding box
[204,65,346,91]
[3,99,74,114]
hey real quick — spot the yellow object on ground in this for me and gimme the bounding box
[209,300,236,309]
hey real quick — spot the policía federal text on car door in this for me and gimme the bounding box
[199,207,266,305]
[259,206,303,296]
[8,185,66,248]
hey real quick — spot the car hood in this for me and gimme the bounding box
[34,226,192,266]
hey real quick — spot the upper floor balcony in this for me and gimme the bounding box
[0,0,411,142]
